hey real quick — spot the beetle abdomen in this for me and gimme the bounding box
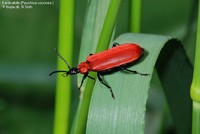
[87,44,143,72]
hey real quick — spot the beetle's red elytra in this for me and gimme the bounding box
[50,43,149,99]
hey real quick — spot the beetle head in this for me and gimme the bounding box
[49,67,80,77]
[67,67,80,75]
[78,62,89,74]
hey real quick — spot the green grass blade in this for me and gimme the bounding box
[77,0,111,87]
[192,102,200,134]
[190,0,200,133]
[71,0,122,133]
[130,0,142,32]
[86,33,192,134]
[53,0,74,134]
[96,0,122,52]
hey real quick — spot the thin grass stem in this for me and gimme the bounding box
[130,0,142,32]
[53,0,74,134]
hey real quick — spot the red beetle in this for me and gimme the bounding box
[50,43,149,99]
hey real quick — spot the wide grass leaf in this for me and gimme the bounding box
[86,33,192,134]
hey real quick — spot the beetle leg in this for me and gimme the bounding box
[87,75,95,80]
[97,73,115,99]
[122,67,150,76]
[78,73,88,91]
[112,42,120,47]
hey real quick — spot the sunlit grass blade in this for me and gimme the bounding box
[53,0,74,134]
[96,0,122,52]
[77,0,111,88]
[192,102,200,133]
[190,0,200,134]
[71,0,122,133]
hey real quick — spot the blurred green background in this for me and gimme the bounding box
[0,0,195,133]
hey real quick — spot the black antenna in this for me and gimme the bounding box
[54,48,71,70]
[49,70,68,76]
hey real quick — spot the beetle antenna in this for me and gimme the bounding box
[49,70,68,76]
[54,48,71,70]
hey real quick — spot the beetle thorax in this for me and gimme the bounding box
[78,62,90,74]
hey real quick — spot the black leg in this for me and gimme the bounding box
[78,74,88,91]
[122,67,150,76]
[97,73,115,99]
[112,42,119,47]
[87,75,95,80]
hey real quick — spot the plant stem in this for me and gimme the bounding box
[130,0,142,32]
[53,0,74,134]
[190,1,200,134]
